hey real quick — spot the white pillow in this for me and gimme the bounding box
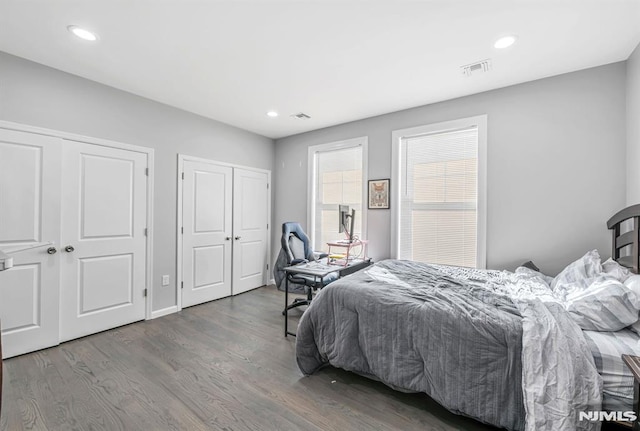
[624,274,640,296]
[551,250,602,301]
[565,276,640,331]
[603,258,632,282]
[624,275,640,333]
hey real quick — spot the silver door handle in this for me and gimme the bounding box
[47,247,57,254]
[225,237,231,241]
[235,236,241,240]
[64,245,75,253]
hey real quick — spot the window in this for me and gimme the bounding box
[308,137,367,252]
[391,116,486,268]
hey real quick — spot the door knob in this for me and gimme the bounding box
[64,245,75,253]
[235,236,241,240]
[225,237,231,241]
[47,247,57,254]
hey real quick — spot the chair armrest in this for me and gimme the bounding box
[291,258,308,265]
[313,252,328,260]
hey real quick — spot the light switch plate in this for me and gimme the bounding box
[161,275,170,286]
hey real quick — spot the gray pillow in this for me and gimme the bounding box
[515,266,554,287]
[521,260,540,272]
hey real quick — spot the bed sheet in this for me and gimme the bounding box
[583,328,640,411]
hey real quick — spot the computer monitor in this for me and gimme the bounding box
[338,205,356,242]
[339,205,349,234]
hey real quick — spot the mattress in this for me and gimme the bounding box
[583,328,640,411]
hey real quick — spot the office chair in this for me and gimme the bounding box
[273,222,337,314]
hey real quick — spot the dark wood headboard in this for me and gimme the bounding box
[607,204,640,274]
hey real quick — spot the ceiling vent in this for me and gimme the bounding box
[291,112,311,120]
[461,59,491,77]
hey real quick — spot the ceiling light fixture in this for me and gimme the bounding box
[494,35,517,49]
[67,25,98,41]
[266,111,278,118]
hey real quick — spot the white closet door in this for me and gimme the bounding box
[59,141,147,342]
[182,161,232,307]
[232,168,268,295]
[0,129,61,358]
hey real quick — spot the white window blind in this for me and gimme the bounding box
[310,143,364,252]
[399,127,479,267]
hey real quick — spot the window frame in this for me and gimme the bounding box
[307,136,368,250]
[390,115,487,268]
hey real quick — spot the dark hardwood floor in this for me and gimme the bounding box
[1,285,498,431]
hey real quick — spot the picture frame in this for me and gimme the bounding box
[368,179,390,209]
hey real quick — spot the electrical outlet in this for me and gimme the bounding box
[161,275,170,286]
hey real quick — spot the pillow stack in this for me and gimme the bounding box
[557,251,639,331]
[519,250,640,332]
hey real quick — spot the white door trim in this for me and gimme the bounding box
[176,153,271,312]
[0,120,155,320]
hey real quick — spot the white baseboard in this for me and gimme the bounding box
[150,305,178,319]
[269,278,275,286]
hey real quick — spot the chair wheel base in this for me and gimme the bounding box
[283,298,311,314]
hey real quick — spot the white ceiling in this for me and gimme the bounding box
[0,1,639,139]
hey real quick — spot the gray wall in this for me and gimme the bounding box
[0,52,275,312]
[275,63,627,275]
[628,43,640,205]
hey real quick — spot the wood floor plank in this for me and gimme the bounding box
[2,285,497,430]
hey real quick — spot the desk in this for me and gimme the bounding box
[326,239,368,266]
[284,258,372,337]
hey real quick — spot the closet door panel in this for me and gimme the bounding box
[80,154,134,238]
[182,161,232,307]
[79,254,133,314]
[0,143,41,242]
[60,141,147,342]
[232,168,268,295]
[0,129,61,358]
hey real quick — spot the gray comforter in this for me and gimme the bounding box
[296,260,602,431]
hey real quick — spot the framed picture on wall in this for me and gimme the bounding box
[368,179,390,209]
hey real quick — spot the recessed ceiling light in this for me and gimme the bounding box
[68,25,98,41]
[266,111,278,118]
[494,35,517,49]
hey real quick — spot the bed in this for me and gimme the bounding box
[295,205,640,431]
